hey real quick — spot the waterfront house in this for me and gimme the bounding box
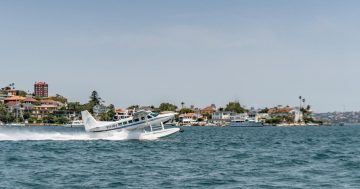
[23,97,38,104]
[40,99,63,107]
[0,91,10,104]
[115,108,131,120]
[230,113,249,121]
[179,113,203,124]
[32,105,58,119]
[201,104,217,115]
[211,111,235,121]
[4,96,26,104]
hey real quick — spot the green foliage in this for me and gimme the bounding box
[23,112,31,120]
[17,90,27,97]
[127,105,139,110]
[87,90,103,114]
[42,115,69,124]
[100,104,116,121]
[258,107,269,113]
[202,112,212,120]
[225,102,247,113]
[90,91,102,105]
[27,117,38,124]
[56,117,69,124]
[0,104,15,123]
[34,96,43,101]
[47,95,67,104]
[179,108,194,114]
[67,102,87,112]
[158,103,177,112]
[43,115,56,124]
[265,117,282,125]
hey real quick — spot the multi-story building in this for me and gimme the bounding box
[115,109,131,120]
[34,81,48,97]
[212,111,235,121]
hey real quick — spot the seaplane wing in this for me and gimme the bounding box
[81,110,180,139]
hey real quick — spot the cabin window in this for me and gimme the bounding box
[147,115,152,119]
[129,120,133,124]
[141,117,145,120]
[134,118,140,122]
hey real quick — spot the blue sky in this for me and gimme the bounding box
[1,0,360,112]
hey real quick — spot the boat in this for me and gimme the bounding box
[64,120,85,128]
[81,110,180,139]
[229,119,264,127]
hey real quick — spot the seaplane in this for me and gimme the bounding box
[81,110,180,140]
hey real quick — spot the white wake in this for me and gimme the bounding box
[0,129,145,141]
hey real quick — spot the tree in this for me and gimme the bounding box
[48,95,67,104]
[23,112,31,120]
[17,90,27,97]
[56,117,69,124]
[181,102,185,109]
[90,90,102,105]
[225,102,247,113]
[202,112,212,120]
[107,104,116,120]
[100,104,116,121]
[0,104,15,123]
[179,108,194,114]
[158,103,177,112]
[43,115,56,124]
[87,90,103,113]
[127,105,139,110]
[258,107,269,113]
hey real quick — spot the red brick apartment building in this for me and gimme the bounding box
[34,81,48,97]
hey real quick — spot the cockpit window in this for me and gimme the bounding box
[150,113,159,117]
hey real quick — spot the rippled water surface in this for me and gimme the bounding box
[1,126,360,188]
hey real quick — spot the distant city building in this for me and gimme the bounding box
[34,81,48,97]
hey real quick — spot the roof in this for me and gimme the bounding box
[202,106,216,111]
[35,81,47,85]
[4,96,26,101]
[115,108,126,113]
[180,113,196,117]
[40,99,57,103]
[5,101,20,107]
[34,105,58,109]
[268,107,294,114]
[23,97,37,102]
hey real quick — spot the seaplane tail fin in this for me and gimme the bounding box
[81,110,99,131]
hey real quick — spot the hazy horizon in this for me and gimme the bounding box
[1,1,360,112]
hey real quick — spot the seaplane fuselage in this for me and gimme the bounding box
[81,110,178,136]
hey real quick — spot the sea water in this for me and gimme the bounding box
[0,126,360,188]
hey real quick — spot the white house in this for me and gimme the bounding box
[211,111,235,121]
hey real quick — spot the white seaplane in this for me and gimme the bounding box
[81,110,180,140]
